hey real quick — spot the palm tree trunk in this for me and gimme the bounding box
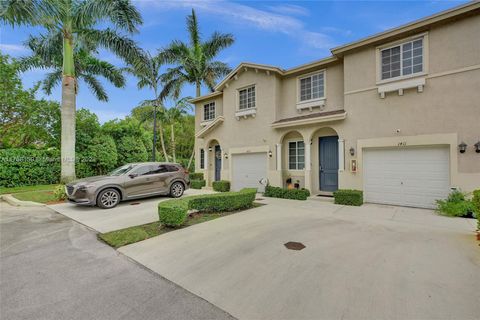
[152,104,158,161]
[187,82,202,169]
[171,124,176,162]
[60,32,76,183]
[158,121,169,162]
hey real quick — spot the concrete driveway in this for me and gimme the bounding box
[119,197,480,320]
[48,189,215,233]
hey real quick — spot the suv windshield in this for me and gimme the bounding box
[108,164,135,176]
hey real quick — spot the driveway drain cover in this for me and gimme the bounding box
[130,202,141,205]
[284,242,305,250]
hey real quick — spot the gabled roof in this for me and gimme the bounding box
[214,62,284,91]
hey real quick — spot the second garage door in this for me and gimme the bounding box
[232,153,268,192]
[363,147,450,209]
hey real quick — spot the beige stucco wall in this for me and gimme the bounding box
[194,12,480,193]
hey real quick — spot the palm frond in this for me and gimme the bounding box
[74,0,143,33]
[42,70,62,95]
[81,55,125,88]
[157,41,190,65]
[24,32,63,64]
[203,32,234,59]
[81,74,108,101]
[186,9,200,49]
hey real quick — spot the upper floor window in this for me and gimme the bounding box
[299,71,324,102]
[203,102,215,121]
[381,38,423,80]
[239,86,255,110]
[200,149,205,169]
[288,141,305,170]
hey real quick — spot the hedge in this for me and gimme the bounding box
[212,180,230,192]
[333,189,363,206]
[264,185,310,200]
[473,190,480,230]
[158,188,257,227]
[190,172,204,180]
[0,148,61,187]
[191,179,206,189]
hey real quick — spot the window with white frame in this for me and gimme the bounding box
[200,149,205,169]
[203,102,215,121]
[288,141,305,170]
[299,72,324,102]
[381,38,423,80]
[238,86,255,110]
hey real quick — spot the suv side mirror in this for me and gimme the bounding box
[128,173,138,179]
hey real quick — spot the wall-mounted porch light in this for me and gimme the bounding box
[268,150,273,157]
[208,147,213,152]
[349,147,355,156]
[458,142,467,153]
[475,141,480,153]
[224,152,228,159]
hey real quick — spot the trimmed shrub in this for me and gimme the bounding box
[158,188,257,227]
[333,189,363,206]
[191,179,206,189]
[212,180,230,192]
[0,148,60,187]
[53,185,67,200]
[264,185,310,200]
[190,172,204,180]
[473,190,480,230]
[158,199,189,227]
[83,134,118,175]
[436,190,476,218]
[188,188,256,212]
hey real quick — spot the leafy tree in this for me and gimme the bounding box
[83,134,118,175]
[159,9,233,168]
[163,97,192,162]
[75,108,101,153]
[1,0,145,182]
[124,52,168,161]
[0,53,60,148]
[116,135,148,165]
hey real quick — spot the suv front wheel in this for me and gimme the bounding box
[170,182,184,198]
[97,188,121,209]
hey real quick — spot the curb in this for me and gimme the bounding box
[0,194,45,207]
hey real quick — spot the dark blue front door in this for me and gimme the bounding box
[214,145,221,181]
[319,136,339,192]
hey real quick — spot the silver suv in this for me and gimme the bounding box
[66,162,190,209]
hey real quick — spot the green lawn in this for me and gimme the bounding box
[99,203,263,248]
[0,184,61,204]
[0,184,59,195]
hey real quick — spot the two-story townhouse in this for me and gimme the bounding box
[192,1,480,209]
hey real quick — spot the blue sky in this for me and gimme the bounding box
[0,0,466,123]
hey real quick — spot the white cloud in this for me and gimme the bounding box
[138,0,337,50]
[0,43,27,53]
[266,4,309,16]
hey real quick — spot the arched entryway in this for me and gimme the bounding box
[279,130,307,189]
[206,139,222,183]
[309,127,339,194]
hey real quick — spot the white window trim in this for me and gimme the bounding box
[235,83,257,120]
[296,69,326,105]
[203,101,216,122]
[376,32,429,85]
[287,139,306,171]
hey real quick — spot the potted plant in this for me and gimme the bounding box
[294,180,300,189]
[286,177,294,189]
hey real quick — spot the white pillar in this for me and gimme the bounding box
[204,148,209,185]
[305,142,311,171]
[276,143,282,171]
[338,138,345,172]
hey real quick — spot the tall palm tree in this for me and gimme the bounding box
[1,0,145,182]
[164,97,192,162]
[124,52,169,162]
[159,9,234,168]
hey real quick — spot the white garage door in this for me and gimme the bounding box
[363,147,450,209]
[232,153,268,192]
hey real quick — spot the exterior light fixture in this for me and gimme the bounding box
[268,150,273,157]
[224,152,228,159]
[208,147,213,152]
[475,141,480,153]
[458,142,467,153]
[349,147,355,156]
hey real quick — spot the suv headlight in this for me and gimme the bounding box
[78,184,94,191]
